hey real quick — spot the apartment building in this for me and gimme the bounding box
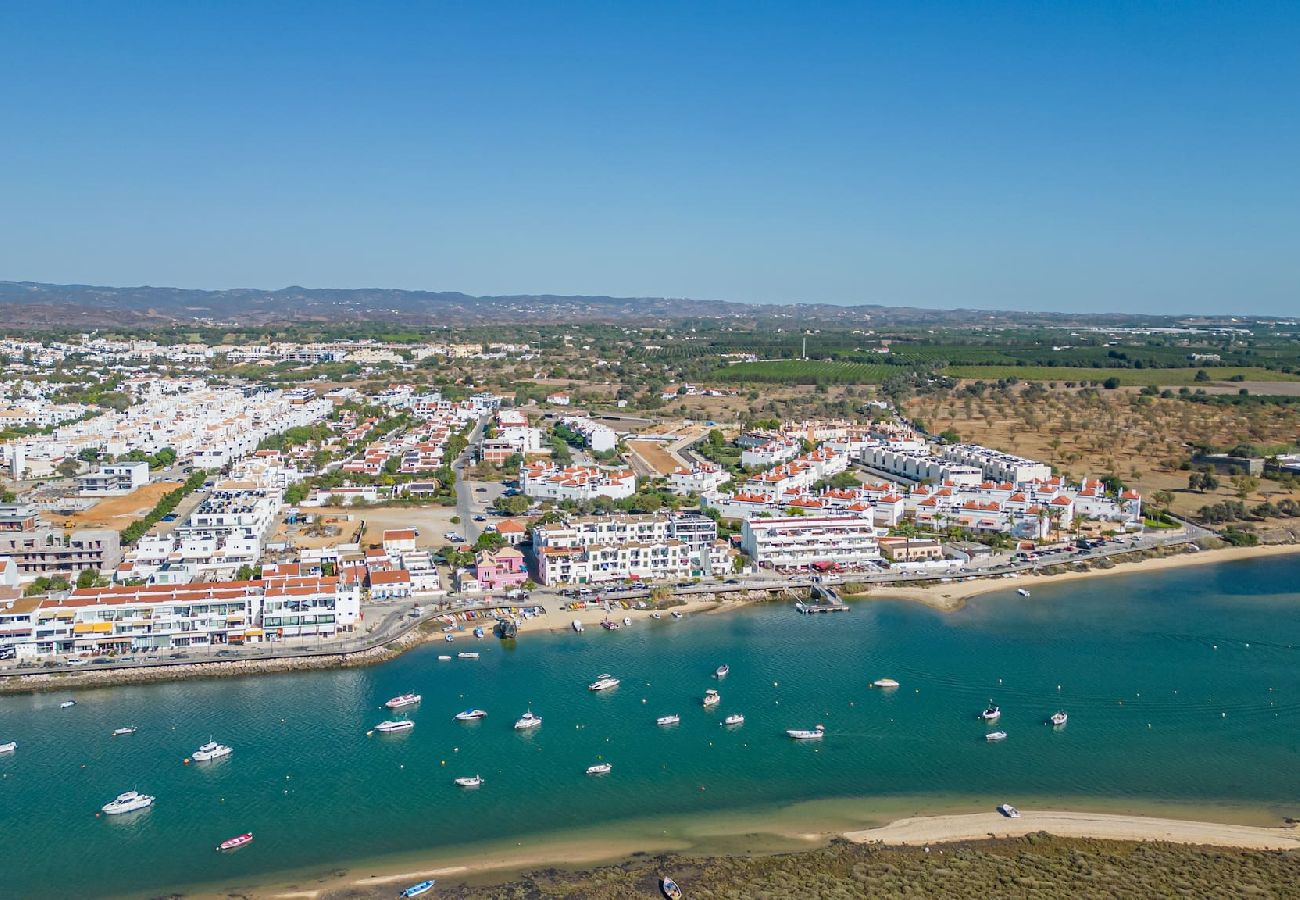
[520,462,637,502]
[0,527,122,579]
[741,515,882,570]
[667,463,730,496]
[740,438,801,469]
[533,513,723,585]
[77,461,150,497]
[558,416,617,454]
[939,444,1054,485]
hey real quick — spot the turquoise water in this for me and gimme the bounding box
[2,556,1298,898]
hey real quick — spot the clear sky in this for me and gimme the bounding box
[1,1,1297,315]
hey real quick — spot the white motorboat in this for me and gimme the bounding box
[1017,588,1031,597]
[670,611,683,619]
[586,762,612,775]
[702,688,721,708]
[60,700,76,709]
[980,704,1002,721]
[998,803,1021,818]
[385,693,422,710]
[650,612,662,619]
[374,720,415,733]
[437,655,452,661]
[588,673,621,691]
[514,709,542,730]
[1049,711,1068,727]
[111,726,137,737]
[986,730,1008,742]
[786,725,826,740]
[872,678,900,689]
[191,740,233,761]
[572,619,584,632]
[454,775,484,787]
[656,714,680,726]
[723,713,745,727]
[101,790,154,815]
[444,634,455,642]
[0,740,15,754]
[458,651,480,659]
[622,616,631,626]
[715,664,730,678]
[455,708,488,721]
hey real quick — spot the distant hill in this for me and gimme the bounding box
[0,279,1186,330]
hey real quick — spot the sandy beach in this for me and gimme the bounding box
[855,542,1300,612]
[846,809,1300,850]
[533,593,764,633]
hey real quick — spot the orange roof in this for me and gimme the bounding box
[495,519,526,533]
[368,569,412,585]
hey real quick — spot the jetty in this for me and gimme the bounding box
[796,579,850,614]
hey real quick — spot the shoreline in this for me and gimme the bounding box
[852,541,1300,612]
[173,795,1299,899]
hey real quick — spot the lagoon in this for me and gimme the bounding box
[2,555,1297,898]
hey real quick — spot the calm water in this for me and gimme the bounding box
[2,556,1298,898]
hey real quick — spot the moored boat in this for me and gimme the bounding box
[1017,588,1032,597]
[111,726,137,737]
[656,714,680,726]
[385,693,422,710]
[514,709,542,730]
[661,875,684,899]
[60,700,76,709]
[1049,711,1068,727]
[723,713,745,727]
[786,724,825,740]
[650,611,662,619]
[701,688,720,707]
[980,704,1002,721]
[872,678,900,689]
[572,619,584,632]
[101,790,154,815]
[437,655,452,661]
[588,673,620,691]
[455,708,488,721]
[0,740,16,754]
[457,651,480,659]
[986,730,1008,742]
[997,803,1021,818]
[670,611,683,619]
[374,720,415,733]
[473,626,485,639]
[192,740,233,761]
[454,775,483,787]
[218,832,253,851]
[586,762,612,775]
[715,664,729,678]
[399,880,436,898]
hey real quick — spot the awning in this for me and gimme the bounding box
[244,628,265,636]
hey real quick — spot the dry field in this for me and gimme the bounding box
[46,482,182,531]
[625,439,682,476]
[905,387,1300,518]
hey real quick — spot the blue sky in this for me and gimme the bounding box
[1,1,1297,315]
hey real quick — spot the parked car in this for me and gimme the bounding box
[215,649,238,657]
[473,515,486,522]
[65,658,88,666]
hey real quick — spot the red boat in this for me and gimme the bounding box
[218,832,253,851]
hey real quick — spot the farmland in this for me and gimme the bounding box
[715,360,898,384]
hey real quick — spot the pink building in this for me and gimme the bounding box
[474,547,528,591]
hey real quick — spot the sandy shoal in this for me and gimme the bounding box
[846,809,1300,850]
[857,543,1300,612]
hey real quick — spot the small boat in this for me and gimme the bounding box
[60,700,76,709]
[572,619,584,633]
[650,611,663,619]
[112,726,137,737]
[0,741,16,754]
[986,730,1008,742]
[399,881,436,898]
[622,616,631,626]
[192,740,233,761]
[454,775,483,788]
[514,709,542,730]
[473,626,485,639]
[656,714,680,726]
[786,725,825,740]
[588,673,620,691]
[723,714,745,727]
[437,655,452,661]
[586,762,612,775]
[374,720,415,733]
[385,693,422,710]
[980,705,1001,721]
[715,664,730,678]
[1017,588,1031,597]
[872,678,900,689]
[455,708,488,721]
[218,832,254,851]
[457,651,480,659]
[101,790,154,815]
[661,875,684,899]
[600,618,620,630]
[1049,711,1068,727]
[670,611,683,619]
[702,688,720,707]
[444,634,455,642]
[997,803,1021,818]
